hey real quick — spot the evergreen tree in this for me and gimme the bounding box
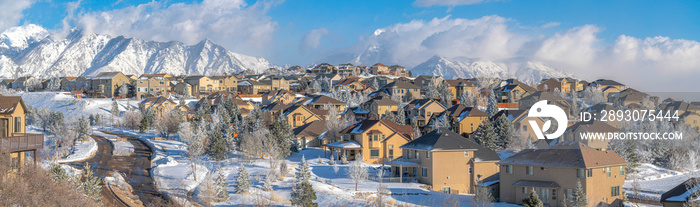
[195,100,212,121]
[486,92,498,116]
[77,116,91,142]
[263,170,275,191]
[494,115,514,149]
[80,163,102,204]
[395,106,406,125]
[88,114,95,126]
[111,100,119,117]
[473,119,498,150]
[94,114,102,126]
[207,126,228,160]
[139,116,150,133]
[215,170,230,202]
[522,189,543,207]
[572,181,588,207]
[235,165,251,194]
[271,113,294,157]
[290,156,318,207]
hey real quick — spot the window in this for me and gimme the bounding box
[577,169,585,178]
[620,166,625,176]
[370,149,379,158]
[587,169,593,177]
[426,151,430,159]
[565,189,574,200]
[468,167,473,174]
[523,125,527,131]
[552,189,557,200]
[506,165,513,174]
[522,187,527,194]
[373,134,378,141]
[526,166,533,175]
[14,117,21,133]
[464,151,469,157]
[441,187,450,194]
[611,186,620,197]
[422,167,428,177]
[606,167,611,177]
[415,151,419,159]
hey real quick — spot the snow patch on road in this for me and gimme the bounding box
[57,137,98,163]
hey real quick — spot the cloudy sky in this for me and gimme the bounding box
[2,0,700,92]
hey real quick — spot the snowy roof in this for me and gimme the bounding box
[0,96,24,114]
[661,178,700,203]
[385,159,421,166]
[325,141,362,149]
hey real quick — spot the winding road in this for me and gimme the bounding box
[67,132,169,207]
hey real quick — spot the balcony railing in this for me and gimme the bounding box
[0,133,44,153]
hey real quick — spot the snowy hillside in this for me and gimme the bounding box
[411,55,578,84]
[0,25,278,78]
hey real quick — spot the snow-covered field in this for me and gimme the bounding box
[624,163,700,201]
[56,137,98,163]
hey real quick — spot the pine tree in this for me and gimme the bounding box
[271,113,294,157]
[494,115,514,149]
[395,106,406,125]
[291,156,318,207]
[522,189,543,207]
[77,116,91,142]
[263,170,275,191]
[139,116,150,133]
[486,92,498,117]
[235,165,251,194]
[572,181,588,207]
[215,170,230,202]
[89,114,95,126]
[80,163,103,203]
[111,100,119,117]
[473,119,498,150]
[207,126,228,160]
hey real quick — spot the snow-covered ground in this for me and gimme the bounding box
[94,131,134,156]
[55,137,98,163]
[624,163,700,201]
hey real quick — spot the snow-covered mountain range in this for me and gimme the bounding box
[0,24,278,79]
[411,55,578,84]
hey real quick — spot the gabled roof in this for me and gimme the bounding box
[92,72,123,80]
[445,79,476,87]
[661,178,700,203]
[304,95,346,106]
[497,142,627,168]
[140,96,177,109]
[366,96,398,106]
[340,118,413,140]
[293,120,327,138]
[380,81,421,90]
[405,99,445,111]
[0,95,26,114]
[521,91,567,103]
[401,128,500,161]
[372,63,387,67]
[661,101,700,113]
[261,102,289,112]
[592,79,625,86]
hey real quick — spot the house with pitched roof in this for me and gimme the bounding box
[282,104,325,128]
[370,63,389,75]
[183,76,217,98]
[139,96,192,118]
[374,81,422,100]
[388,65,409,77]
[0,95,44,171]
[88,72,130,98]
[608,88,657,107]
[428,104,489,136]
[262,90,296,105]
[330,118,414,164]
[660,178,700,207]
[211,75,239,93]
[497,142,627,207]
[563,120,619,150]
[405,99,447,127]
[362,96,399,119]
[445,78,477,99]
[237,79,271,94]
[136,74,171,99]
[492,109,546,142]
[293,120,327,149]
[303,95,347,112]
[388,128,500,194]
[495,79,538,104]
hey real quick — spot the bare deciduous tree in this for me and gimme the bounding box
[180,122,206,181]
[348,153,368,191]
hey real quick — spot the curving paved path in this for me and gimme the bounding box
[68,132,169,207]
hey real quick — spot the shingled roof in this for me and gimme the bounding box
[497,142,627,168]
[0,95,25,114]
[401,128,500,161]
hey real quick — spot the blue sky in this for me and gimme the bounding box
[15,0,700,65]
[3,0,700,92]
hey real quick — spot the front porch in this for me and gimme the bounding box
[325,141,362,162]
[385,157,422,183]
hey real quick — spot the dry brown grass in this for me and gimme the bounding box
[0,156,98,206]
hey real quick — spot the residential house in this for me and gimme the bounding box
[563,120,619,150]
[405,99,447,127]
[583,103,622,128]
[303,95,347,112]
[370,63,390,75]
[0,95,44,171]
[374,81,422,100]
[334,77,373,94]
[282,104,325,128]
[293,120,327,149]
[310,63,337,74]
[445,79,477,100]
[389,128,500,194]
[211,75,239,93]
[608,88,657,107]
[428,104,489,137]
[362,96,399,118]
[497,142,627,207]
[660,178,700,207]
[388,65,409,77]
[495,79,537,104]
[314,73,343,87]
[263,76,289,91]
[262,90,296,105]
[518,91,573,117]
[88,72,130,98]
[590,79,626,91]
[413,75,443,92]
[67,77,89,92]
[60,77,78,91]
[237,80,271,94]
[183,76,217,98]
[337,63,360,76]
[492,110,546,142]
[136,74,171,99]
[537,78,583,93]
[139,96,192,118]
[329,118,414,164]
[10,76,36,91]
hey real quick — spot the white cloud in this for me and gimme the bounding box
[413,0,493,7]
[327,15,700,92]
[540,22,560,28]
[0,0,33,33]
[300,27,329,54]
[69,0,278,56]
